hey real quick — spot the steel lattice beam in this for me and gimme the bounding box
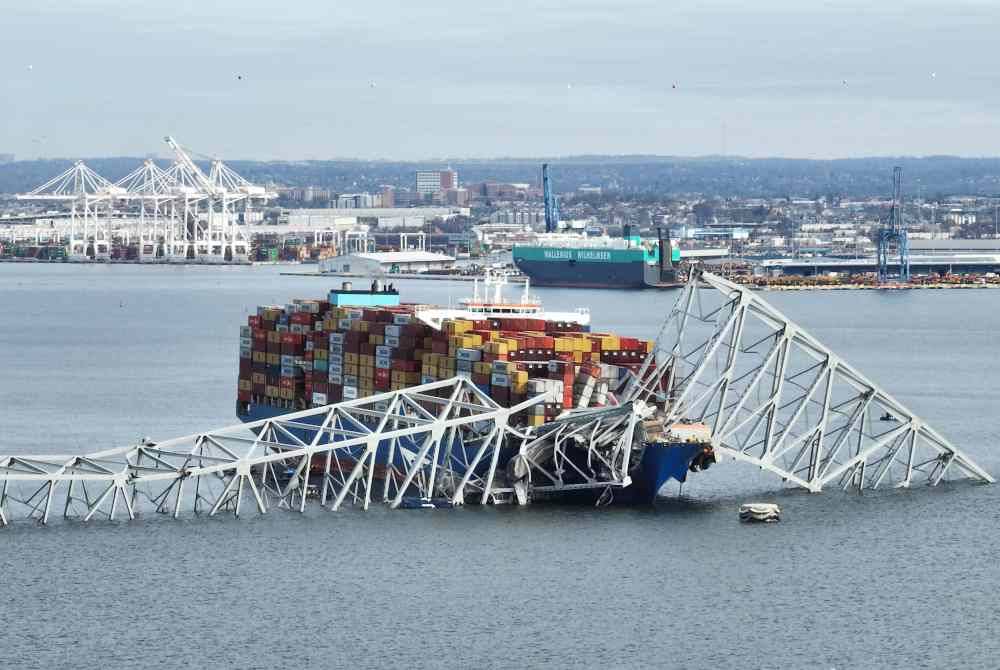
[626,269,993,492]
[0,378,543,526]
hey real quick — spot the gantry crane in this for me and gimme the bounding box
[877,166,910,283]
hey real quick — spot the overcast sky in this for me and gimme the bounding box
[3,0,999,160]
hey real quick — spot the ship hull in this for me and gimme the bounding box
[512,256,650,288]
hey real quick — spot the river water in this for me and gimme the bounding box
[1,264,998,669]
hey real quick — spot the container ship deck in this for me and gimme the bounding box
[236,273,713,504]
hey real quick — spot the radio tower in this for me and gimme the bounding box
[877,166,910,283]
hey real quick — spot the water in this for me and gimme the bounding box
[2,264,999,669]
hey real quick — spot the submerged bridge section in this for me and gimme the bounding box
[0,271,993,527]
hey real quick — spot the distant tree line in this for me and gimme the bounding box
[4,155,1000,200]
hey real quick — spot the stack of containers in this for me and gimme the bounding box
[237,295,655,426]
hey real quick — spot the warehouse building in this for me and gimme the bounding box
[319,251,456,275]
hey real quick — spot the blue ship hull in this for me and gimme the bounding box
[238,403,706,504]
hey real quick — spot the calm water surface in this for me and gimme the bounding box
[1,264,999,669]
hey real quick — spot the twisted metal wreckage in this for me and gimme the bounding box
[0,270,991,526]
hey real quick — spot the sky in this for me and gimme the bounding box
[2,0,999,161]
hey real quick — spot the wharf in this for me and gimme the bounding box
[746,282,1000,291]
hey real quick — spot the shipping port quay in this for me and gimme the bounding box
[0,270,992,528]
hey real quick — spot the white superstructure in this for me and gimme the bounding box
[414,270,590,329]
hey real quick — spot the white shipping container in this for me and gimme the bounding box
[456,359,472,372]
[343,375,358,387]
[240,326,251,338]
[328,373,342,384]
[457,348,482,362]
[491,373,510,387]
[328,353,343,364]
[421,375,436,384]
[312,393,328,405]
[329,332,345,344]
[375,345,393,358]
[338,318,353,330]
[392,314,411,325]
[343,386,358,400]
[385,335,400,347]
[376,356,391,369]
[384,325,401,337]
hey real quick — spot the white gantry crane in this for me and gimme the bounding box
[16,161,125,260]
[0,271,991,527]
[14,137,274,264]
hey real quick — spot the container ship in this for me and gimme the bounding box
[235,273,713,504]
[512,227,681,289]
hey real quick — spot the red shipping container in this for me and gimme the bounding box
[237,390,252,402]
[248,315,261,328]
[239,359,252,375]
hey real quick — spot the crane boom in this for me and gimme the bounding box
[164,136,217,195]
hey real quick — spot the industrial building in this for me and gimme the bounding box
[319,250,456,275]
[415,170,458,195]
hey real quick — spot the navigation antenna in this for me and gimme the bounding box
[877,166,910,283]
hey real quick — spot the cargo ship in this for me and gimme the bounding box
[235,272,713,503]
[512,226,681,289]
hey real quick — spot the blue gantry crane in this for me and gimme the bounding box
[877,166,910,283]
[542,163,560,233]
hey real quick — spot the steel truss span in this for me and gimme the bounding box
[0,379,545,526]
[625,269,993,492]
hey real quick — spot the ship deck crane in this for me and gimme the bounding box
[877,166,910,283]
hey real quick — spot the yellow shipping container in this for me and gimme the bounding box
[512,370,529,384]
[405,372,421,384]
[573,351,584,363]
[369,334,384,346]
[343,363,359,376]
[554,338,573,352]
[512,382,528,395]
[266,353,280,366]
[252,351,266,363]
[314,348,328,360]
[599,335,620,350]
[360,366,374,379]
[238,379,252,391]
[344,352,359,365]
[590,353,601,362]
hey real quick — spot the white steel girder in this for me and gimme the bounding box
[625,269,993,492]
[0,378,543,526]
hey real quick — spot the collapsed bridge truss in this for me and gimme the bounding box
[0,379,544,526]
[625,270,993,492]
